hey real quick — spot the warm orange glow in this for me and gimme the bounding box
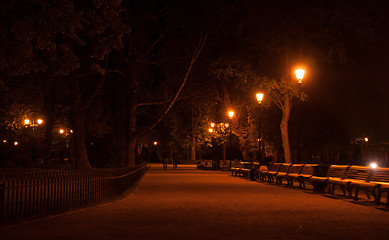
[3,139,6,143]
[225,123,229,128]
[59,129,65,134]
[364,137,369,142]
[208,128,213,133]
[370,162,378,169]
[210,123,215,128]
[295,69,305,83]
[256,93,264,103]
[24,119,30,125]
[37,119,43,125]
[228,111,234,119]
[153,141,158,146]
[14,141,19,146]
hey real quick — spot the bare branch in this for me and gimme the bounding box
[136,93,195,108]
[137,32,208,136]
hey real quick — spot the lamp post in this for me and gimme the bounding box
[295,69,305,163]
[59,129,73,162]
[209,122,229,162]
[228,110,234,169]
[256,93,264,163]
[24,118,44,162]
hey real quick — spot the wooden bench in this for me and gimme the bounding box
[231,167,242,177]
[274,163,293,186]
[352,167,389,207]
[327,165,370,197]
[266,163,283,184]
[257,163,273,182]
[230,162,245,177]
[310,165,349,193]
[290,164,318,189]
[243,163,260,180]
[281,163,304,187]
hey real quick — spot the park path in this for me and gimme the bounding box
[1,163,389,240]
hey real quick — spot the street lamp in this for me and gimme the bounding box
[256,93,264,163]
[295,68,305,163]
[295,69,305,84]
[24,118,44,162]
[209,122,229,163]
[228,110,234,169]
[59,129,73,157]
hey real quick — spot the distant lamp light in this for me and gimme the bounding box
[256,93,264,103]
[295,69,305,84]
[24,119,30,125]
[228,111,234,119]
[153,141,158,146]
[3,139,6,143]
[364,137,369,142]
[208,128,214,133]
[225,123,229,128]
[370,162,378,169]
[59,129,65,134]
[37,119,43,125]
[210,123,215,128]
[14,141,19,146]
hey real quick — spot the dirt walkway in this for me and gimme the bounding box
[1,164,389,239]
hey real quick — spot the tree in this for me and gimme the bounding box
[103,0,216,167]
[260,77,303,163]
[209,60,263,161]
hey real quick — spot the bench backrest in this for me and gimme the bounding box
[369,167,389,183]
[344,166,370,181]
[300,164,318,175]
[288,164,304,174]
[326,165,349,178]
[269,163,283,172]
[277,163,292,174]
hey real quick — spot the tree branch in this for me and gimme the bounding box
[137,32,208,136]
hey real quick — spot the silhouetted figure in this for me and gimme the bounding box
[172,149,178,168]
[162,149,169,169]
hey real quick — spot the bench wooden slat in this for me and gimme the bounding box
[310,165,349,193]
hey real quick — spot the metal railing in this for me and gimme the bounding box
[0,164,147,224]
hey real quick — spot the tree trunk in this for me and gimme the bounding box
[72,111,92,169]
[43,79,56,165]
[191,135,196,162]
[280,96,292,163]
[126,135,137,167]
[71,78,92,169]
[126,88,137,167]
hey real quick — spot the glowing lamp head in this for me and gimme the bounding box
[256,93,264,103]
[208,128,214,133]
[24,119,30,125]
[295,69,305,83]
[37,119,43,125]
[228,111,234,119]
[370,162,378,169]
[210,123,215,128]
[364,137,369,142]
[14,141,19,146]
[153,141,158,146]
[59,129,65,134]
